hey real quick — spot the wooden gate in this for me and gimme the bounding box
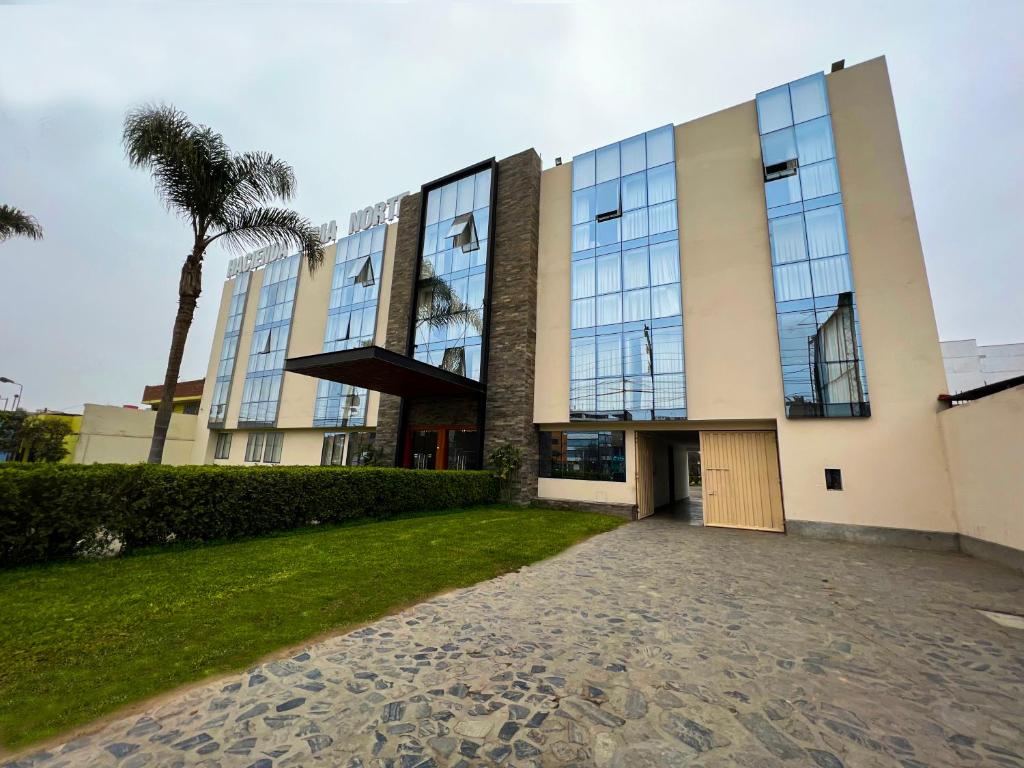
[699,431,784,532]
[635,433,656,520]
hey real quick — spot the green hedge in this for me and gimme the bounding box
[0,464,498,568]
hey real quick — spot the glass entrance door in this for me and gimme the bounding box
[411,430,439,469]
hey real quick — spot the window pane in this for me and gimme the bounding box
[648,201,678,235]
[760,127,797,166]
[596,334,622,377]
[647,163,676,205]
[811,254,853,296]
[621,134,646,175]
[795,116,834,164]
[800,160,840,200]
[649,241,679,285]
[651,284,681,318]
[596,293,621,325]
[769,214,808,264]
[765,173,802,209]
[572,222,595,252]
[573,151,595,190]
[425,190,440,225]
[596,143,620,183]
[572,258,595,299]
[790,73,828,124]
[774,262,813,302]
[439,183,457,221]
[596,252,620,294]
[804,205,847,258]
[623,288,650,321]
[654,374,686,412]
[621,209,647,241]
[595,180,619,217]
[596,378,624,413]
[757,85,792,134]
[596,217,620,247]
[572,298,595,329]
[622,247,649,290]
[456,176,474,216]
[623,330,650,375]
[653,326,684,373]
[474,168,492,208]
[570,380,596,414]
[646,125,674,167]
[573,187,596,224]
[621,171,646,210]
[571,336,595,379]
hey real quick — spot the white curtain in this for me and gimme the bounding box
[805,205,847,259]
[649,241,679,285]
[773,262,813,302]
[769,215,807,264]
[623,247,649,290]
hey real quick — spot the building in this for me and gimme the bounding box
[73,404,196,465]
[941,338,1024,394]
[142,378,204,414]
[188,56,964,542]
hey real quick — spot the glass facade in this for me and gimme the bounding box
[313,224,386,427]
[538,430,626,482]
[569,125,686,421]
[756,73,870,418]
[239,254,300,425]
[413,166,492,381]
[244,431,283,463]
[208,272,251,425]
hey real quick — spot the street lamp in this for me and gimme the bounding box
[0,378,22,411]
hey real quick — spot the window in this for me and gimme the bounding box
[209,272,251,425]
[569,126,686,421]
[214,432,232,460]
[245,431,283,463]
[321,433,345,466]
[314,224,386,427]
[239,255,300,426]
[539,431,626,482]
[345,432,376,466]
[414,165,491,382]
[825,468,843,491]
[756,72,869,419]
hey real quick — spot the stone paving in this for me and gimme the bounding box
[6,519,1024,768]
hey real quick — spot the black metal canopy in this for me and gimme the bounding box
[285,346,483,398]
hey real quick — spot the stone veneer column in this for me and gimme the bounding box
[483,149,542,502]
[373,191,422,465]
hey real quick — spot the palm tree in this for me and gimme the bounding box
[123,104,325,464]
[0,205,43,242]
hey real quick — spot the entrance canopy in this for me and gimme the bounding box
[285,346,483,398]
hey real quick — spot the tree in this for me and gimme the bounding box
[19,415,72,462]
[0,409,27,460]
[0,205,43,242]
[122,105,325,463]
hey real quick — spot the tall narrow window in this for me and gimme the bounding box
[214,432,232,460]
[569,125,685,421]
[209,272,251,425]
[756,72,869,419]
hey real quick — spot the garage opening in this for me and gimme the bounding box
[635,430,784,532]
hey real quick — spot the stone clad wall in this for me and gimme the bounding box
[483,149,542,501]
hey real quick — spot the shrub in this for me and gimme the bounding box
[0,464,498,568]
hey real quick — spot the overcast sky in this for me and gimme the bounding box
[1,1,1021,412]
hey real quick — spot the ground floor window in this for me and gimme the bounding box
[214,432,232,460]
[346,431,376,466]
[403,426,478,470]
[245,431,283,464]
[321,433,345,466]
[539,430,626,482]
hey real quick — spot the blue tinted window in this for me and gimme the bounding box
[539,430,626,482]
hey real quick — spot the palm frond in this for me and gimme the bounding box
[416,272,482,331]
[0,205,44,242]
[206,206,325,274]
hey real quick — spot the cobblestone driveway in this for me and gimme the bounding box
[7,520,1024,768]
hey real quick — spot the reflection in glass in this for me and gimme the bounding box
[538,430,626,482]
[757,72,869,418]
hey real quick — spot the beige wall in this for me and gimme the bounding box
[940,385,1024,551]
[75,404,196,465]
[533,57,958,533]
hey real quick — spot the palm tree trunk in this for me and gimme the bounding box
[148,247,203,464]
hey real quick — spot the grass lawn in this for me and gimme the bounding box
[0,506,622,751]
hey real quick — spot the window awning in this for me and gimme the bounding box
[284,346,483,398]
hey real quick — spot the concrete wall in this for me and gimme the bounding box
[942,338,1024,394]
[75,404,196,465]
[533,56,958,534]
[939,384,1024,556]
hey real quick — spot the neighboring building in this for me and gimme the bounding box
[142,378,204,415]
[189,57,961,540]
[74,404,196,465]
[3,410,82,463]
[941,339,1024,394]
